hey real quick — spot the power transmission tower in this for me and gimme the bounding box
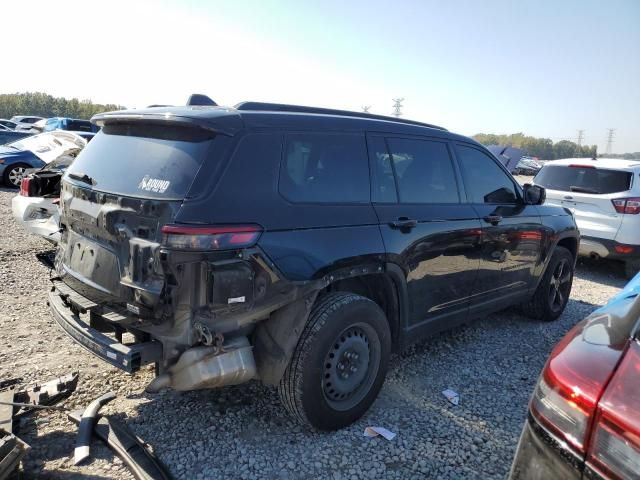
[392,98,404,117]
[577,130,584,146]
[362,105,371,113]
[605,128,616,154]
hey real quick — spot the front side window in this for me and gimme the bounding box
[457,145,519,204]
[280,133,369,203]
[385,138,459,204]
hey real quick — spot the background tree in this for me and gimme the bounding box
[473,132,597,159]
[0,92,126,120]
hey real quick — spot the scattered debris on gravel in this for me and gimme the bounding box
[0,186,626,479]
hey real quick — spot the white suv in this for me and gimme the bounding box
[534,158,640,277]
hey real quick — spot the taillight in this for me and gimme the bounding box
[530,321,624,453]
[161,224,262,250]
[614,245,635,255]
[587,341,640,479]
[612,198,640,214]
[19,177,31,196]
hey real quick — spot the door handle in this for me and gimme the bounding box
[483,215,502,225]
[564,195,573,200]
[390,218,418,230]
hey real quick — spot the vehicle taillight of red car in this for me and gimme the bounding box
[510,276,640,480]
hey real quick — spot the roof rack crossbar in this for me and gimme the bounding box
[234,102,447,131]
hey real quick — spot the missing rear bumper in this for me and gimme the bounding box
[48,288,162,373]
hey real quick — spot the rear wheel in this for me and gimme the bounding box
[3,163,29,188]
[278,292,391,430]
[522,246,574,321]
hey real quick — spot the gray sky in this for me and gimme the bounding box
[3,0,639,152]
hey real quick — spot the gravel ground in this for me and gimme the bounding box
[0,185,628,480]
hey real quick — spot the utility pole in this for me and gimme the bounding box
[605,128,616,155]
[392,98,404,117]
[362,105,371,113]
[577,130,584,146]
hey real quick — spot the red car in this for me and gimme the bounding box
[511,275,640,479]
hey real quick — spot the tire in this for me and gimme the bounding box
[3,163,29,188]
[522,246,574,321]
[624,260,640,280]
[278,292,391,430]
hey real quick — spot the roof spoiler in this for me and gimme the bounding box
[187,94,217,107]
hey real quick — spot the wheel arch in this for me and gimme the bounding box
[254,262,408,385]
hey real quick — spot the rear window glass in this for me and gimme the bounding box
[535,165,632,194]
[66,120,94,132]
[65,124,215,199]
[280,133,369,203]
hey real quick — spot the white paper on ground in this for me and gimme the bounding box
[364,426,396,440]
[442,388,460,405]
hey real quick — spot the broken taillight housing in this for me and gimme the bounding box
[19,177,31,196]
[587,341,640,479]
[529,322,624,453]
[612,198,640,215]
[161,224,262,250]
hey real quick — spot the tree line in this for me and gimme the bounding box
[0,92,126,120]
[599,152,640,160]
[473,132,597,160]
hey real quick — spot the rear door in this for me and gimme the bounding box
[368,134,482,335]
[534,163,631,240]
[454,143,543,313]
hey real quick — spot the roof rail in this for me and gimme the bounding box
[234,101,447,131]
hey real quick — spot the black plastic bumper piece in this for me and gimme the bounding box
[67,410,173,480]
[509,415,582,479]
[49,289,162,374]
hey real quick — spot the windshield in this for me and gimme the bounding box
[534,164,632,194]
[64,123,216,199]
[8,132,86,163]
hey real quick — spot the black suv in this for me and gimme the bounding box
[49,98,579,430]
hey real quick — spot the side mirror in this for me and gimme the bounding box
[523,183,546,205]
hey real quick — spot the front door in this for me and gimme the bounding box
[454,143,543,314]
[368,134,482,336]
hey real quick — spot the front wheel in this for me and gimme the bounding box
[522,246,574,321]
[278,292,391,430]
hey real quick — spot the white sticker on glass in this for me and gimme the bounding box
[138,175,170,193]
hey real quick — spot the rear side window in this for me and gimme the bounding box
[457,145,519,204]
[385,138,459,204]
[280,133,369,203]
[534,165,632,194]
[65,123,216,199]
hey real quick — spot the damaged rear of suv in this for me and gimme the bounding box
[50,98,578,430]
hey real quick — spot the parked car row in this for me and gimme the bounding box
[0,115,99,135]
